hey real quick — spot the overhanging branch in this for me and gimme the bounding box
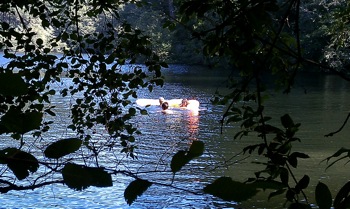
[0,179,64,193]
[325,112,350,137]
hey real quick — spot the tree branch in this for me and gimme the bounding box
[325,112,350,137]
[0,179,64,193]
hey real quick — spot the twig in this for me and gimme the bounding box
[325,112,350,137]
[0,180,64,193]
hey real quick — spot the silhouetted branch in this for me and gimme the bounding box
[0,179,64,193]
[325,112,350,137]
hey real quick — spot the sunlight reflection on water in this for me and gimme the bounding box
[1,62,350,208]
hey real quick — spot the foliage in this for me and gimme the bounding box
[173,0,350,208]
[0,0,204,202]
[170,140,204,173]
[62,163,113,191]
[1,0,350,208]
[0,0,168,199]
[124,179,152,205]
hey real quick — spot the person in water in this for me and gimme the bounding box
[161,101,173,114]
[180,99,189,107]
[159,97,165,106]
[161,101,169,110]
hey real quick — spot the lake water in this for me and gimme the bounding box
[1,62,350,208]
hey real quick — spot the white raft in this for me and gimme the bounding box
[136,98,200,111]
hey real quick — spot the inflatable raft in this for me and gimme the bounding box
[136,98,200,111]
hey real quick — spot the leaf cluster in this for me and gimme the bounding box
[0,0,166,201]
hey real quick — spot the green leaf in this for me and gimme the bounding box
[62,163,112,191]
[124,179,152,205]
[140,109,148,115]
[188,141,204,158]
[170,150,190,173]
[0,109,43,134]
[44,138,82,159]
[0,72,28,96]
[0,148,39,180]
[204,177,259,202]
[315,182,332,209]
[281,114,294,128]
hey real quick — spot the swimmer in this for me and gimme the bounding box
[180,99,189,107]
[159,97,165,106]
[161,102,173,114]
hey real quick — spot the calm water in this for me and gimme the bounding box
[1,61,350,208]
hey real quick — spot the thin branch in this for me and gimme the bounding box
[254,35,350,82]
[263,0,296,60]
[286,162,309,204]
[0,180,64,193]
[219,76,253,134]
[325,112,350,137]
[14,6,28,31]
[142,176,203,196]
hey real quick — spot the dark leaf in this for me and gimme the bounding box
[0,148,39,180]
[1,22,9,30]
[62,163,112,191]
[170,150,190,173]
[0,109,43,134]
[290,152,310,159]
[315,182,332,209]
[288,152,309,168]
[295,175,310,191]
[288,154,298,168]
[171,142,204,173]
[129,108,136,116]
[204,177,259,202]
[334,181,350,209]
[251,179,285,190]
[36,38,43,45]
[281,114,294,129]
[44,138,82,159]
[140,109,148,115]
[286,189,295,202]
[0,72,28,96]
[188,141,204,158]
[323,147,350,163]
[45,109,56,116]
[258,144,266,155]
[280,167,289,185]
[254,124,282,134]
[124,179,152,205]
